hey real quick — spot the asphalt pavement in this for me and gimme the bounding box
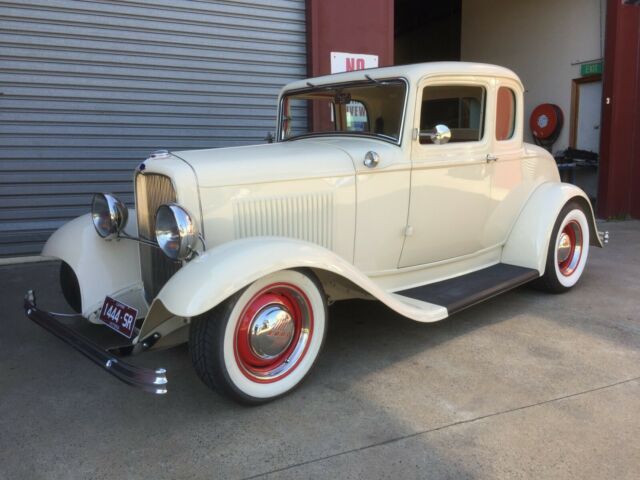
[1,220,639,479]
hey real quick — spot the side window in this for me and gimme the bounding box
[345,100,369,132]
[496,87,516,141]
[419,85,485,144]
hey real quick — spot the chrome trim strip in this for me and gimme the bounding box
[24,290,168,394]
[168,151,206,242]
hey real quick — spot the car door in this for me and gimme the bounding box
[399,77,493,268]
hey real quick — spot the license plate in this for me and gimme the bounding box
[99,296,138,339]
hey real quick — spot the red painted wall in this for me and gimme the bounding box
[598,0,640,218]
[306,0,394,77]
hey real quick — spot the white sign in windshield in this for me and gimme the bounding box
[330,52,379,131]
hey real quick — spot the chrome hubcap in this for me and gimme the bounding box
[234,283,314,383]
[557,220,583,277]
[557,232,572,263]
[249,305,295,359]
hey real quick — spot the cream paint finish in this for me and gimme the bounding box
[145,237,448,332]
[173,140,356,188]
[198,177,356,263]
[41,213,146,323]
[310,137,411,272]
[41,63,602,347]
[176,139,358,263]
[172,138,358,262]
[482,78,560,247]
[400,76,494,267]
[502,182,600,274]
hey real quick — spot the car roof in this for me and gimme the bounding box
[282,61,523,92]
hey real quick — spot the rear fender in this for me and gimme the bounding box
[502,182,601,274]
[42,213,145,321]
[139,237,448,341]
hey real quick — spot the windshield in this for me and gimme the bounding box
[279,79,407,144]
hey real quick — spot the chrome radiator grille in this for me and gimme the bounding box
[135,173,181,302]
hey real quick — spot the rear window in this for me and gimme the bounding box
[496,87,516,141]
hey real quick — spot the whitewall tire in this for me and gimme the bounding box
[536,201,590,293]
[190,269,327,404]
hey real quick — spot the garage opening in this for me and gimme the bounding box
[394,0,461,64]
[395,0,605,208]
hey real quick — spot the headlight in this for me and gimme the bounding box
[155,204,199,260]
[91,193,128,239]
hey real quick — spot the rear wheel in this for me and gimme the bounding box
[535,201,590,293]
[189,269,327,404]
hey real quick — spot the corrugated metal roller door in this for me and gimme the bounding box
[0,0,307,257]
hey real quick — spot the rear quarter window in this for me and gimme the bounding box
[496,87,516,141]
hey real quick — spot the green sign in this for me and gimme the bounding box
[581,61,603,76]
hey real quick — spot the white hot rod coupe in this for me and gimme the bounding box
[25,62,606,403]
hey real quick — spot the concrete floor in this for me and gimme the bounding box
[1,221,639,479]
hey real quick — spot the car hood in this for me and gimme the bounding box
[171,140,356,188]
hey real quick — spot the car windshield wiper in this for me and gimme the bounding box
[283,131,399,144]
[364,74,392,86]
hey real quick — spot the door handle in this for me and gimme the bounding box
[486,154,498,163]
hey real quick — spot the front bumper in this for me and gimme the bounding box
[24,290,168,394]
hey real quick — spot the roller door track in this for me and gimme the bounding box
[0,0,307,257]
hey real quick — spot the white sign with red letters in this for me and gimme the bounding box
[330,52,379,74]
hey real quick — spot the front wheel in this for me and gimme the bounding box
[535,201,590,293]
[189,269,327,404]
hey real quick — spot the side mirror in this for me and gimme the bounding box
[428,124,452,145]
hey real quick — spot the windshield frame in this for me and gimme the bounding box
[276,76,410,146]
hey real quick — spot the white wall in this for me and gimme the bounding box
[461,0,605,151]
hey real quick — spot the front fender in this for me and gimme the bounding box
[42,213,144,320]
[502,182,602,274]
[139,237,447,340]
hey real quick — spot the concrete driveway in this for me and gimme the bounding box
[1,221,639,479]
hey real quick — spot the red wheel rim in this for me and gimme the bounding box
[557,220,583,277]
[234,283,314,383]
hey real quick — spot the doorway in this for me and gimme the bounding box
[394,0,461,64]
[570,75,603,203]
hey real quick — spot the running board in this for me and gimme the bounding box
[397,263,539,315]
